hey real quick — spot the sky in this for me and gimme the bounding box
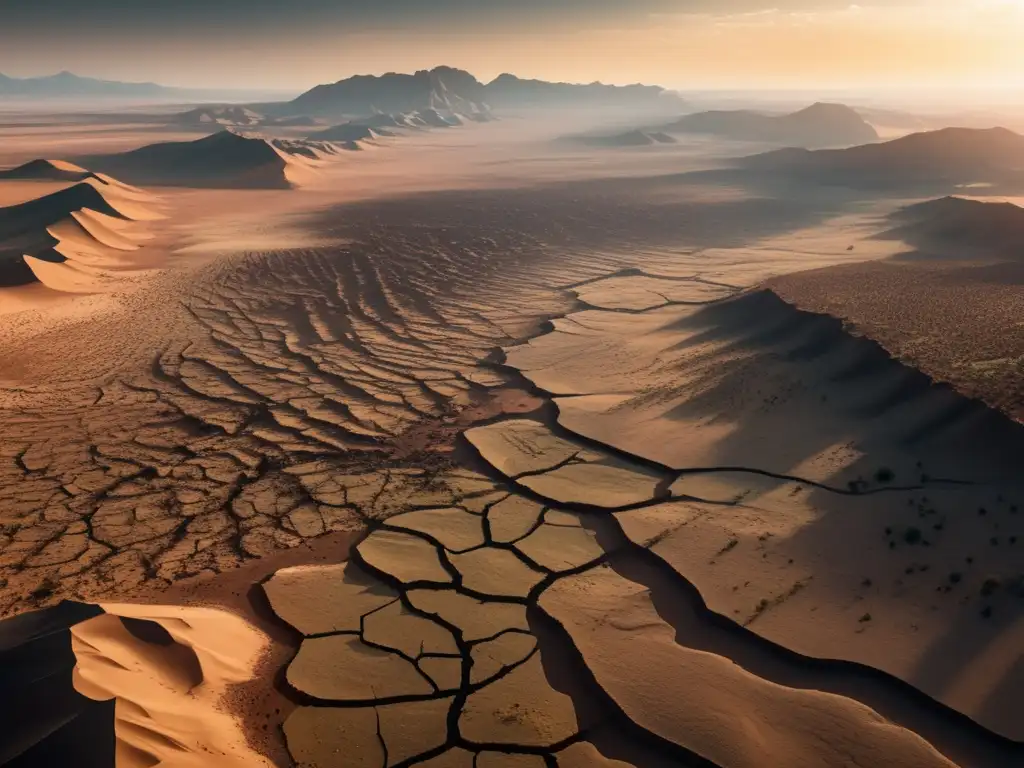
[0,0,1022,92]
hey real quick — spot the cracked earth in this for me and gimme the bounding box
[259,277,1024,767]
[2,180,1022,767]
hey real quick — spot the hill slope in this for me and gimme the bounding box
[741,127,1024,188]
[0,174,162,289]
[80,131,325,189]
[883,196,1024,257]
[0,159,99,183]
[666,103,878,148]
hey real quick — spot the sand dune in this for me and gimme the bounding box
[0,158,99,183]
[0,601,114,766]
[0,175,162,289]
[71,602,273,768]
[80,131,324,189]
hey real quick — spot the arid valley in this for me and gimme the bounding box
[0,60,1023,768]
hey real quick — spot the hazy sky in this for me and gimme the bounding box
[1,0,1022,91]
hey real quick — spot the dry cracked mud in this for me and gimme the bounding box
[3,182,1022,767]
[260,272,1024,768]
[1,183,833,615]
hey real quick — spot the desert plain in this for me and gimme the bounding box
[0,73,1022,768]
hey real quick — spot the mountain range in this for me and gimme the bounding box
[2,67,685,117]
[485,73,680,111]
[0,71,169,98]
[283,66,684,117]
[0,71,294,101]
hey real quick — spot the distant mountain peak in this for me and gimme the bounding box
[286,67,683,117]
[665,102,877,148]
[795,102,860,116]
[0,70,169,98]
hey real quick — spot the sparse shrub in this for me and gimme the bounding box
[981,606,993,619]
[875,467,895,484]
[949,572,963,585]
[980,577,1001,598]
[30,577,57,601]
[903,527,922,545]
[858,613,872,622]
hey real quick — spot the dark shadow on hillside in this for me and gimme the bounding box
[651,291,1024,742]
[0,602,115,767]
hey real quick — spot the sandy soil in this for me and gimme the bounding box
[0,107,1020,768]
